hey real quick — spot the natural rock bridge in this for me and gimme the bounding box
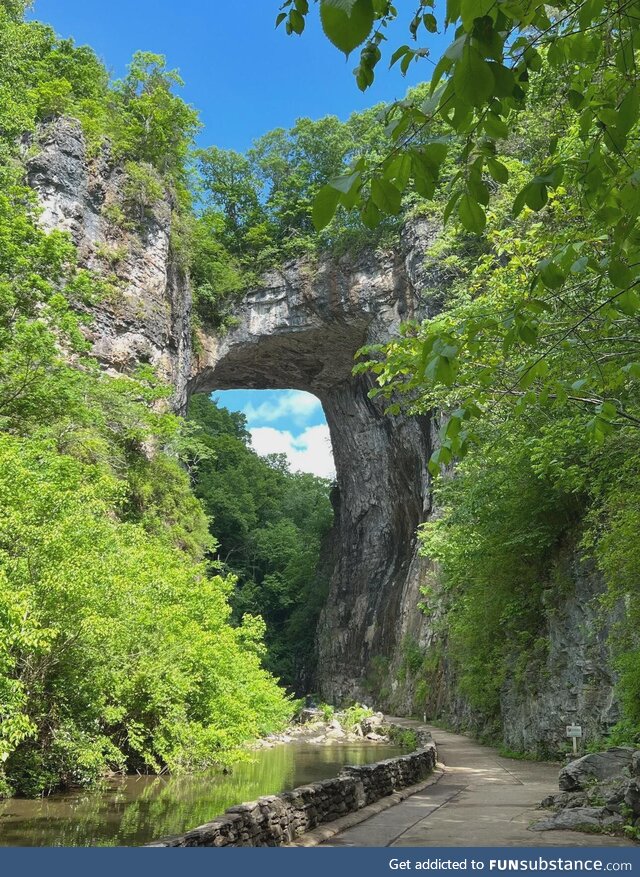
[28,119,622,747]
[190,246,435,704]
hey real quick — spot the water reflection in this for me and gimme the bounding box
[0,743,403,847]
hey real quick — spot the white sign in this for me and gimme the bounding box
[566,724,583,738]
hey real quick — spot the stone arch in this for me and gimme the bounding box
[189,244,434,706]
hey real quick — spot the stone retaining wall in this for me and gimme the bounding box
[149,728,437,847]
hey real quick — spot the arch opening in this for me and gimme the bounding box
[185,247,433,706]
[214,389,335,481]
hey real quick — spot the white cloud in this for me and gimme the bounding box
[243,390,322,427]
[250,425,336,479]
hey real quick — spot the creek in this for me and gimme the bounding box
[0,741,404,847]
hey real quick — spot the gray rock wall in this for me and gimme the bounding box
[25,118,193,410]
[500,553,622,753]
[404,548,622,754]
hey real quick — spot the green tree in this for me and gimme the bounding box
[0,8,293,798]
[281,1,640,456]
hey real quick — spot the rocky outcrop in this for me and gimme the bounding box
[534,748,640,836]
[559,748,636,792]
[25,118,193,410]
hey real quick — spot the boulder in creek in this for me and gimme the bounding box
[361,713,385,735]
[365,732,388,742]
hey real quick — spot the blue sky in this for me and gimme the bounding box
[215,390,335,479]
[29,1,448,153]
[28,1,446,475]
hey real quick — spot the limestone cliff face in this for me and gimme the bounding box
[28,118,621,750]
[25,118,193,410]
[410,549,622,753]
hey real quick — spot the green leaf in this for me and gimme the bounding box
[538,259,565,289]
[390,45,410,68]
[361,198,381,228]
[616,289,640,316]
[384,153,412,190]
[423,13,437,33]
[460,0,494,30]
[432,443,453,470]
[453,45,495,107]
[400,51,414,76]
[422,141,449,171]
[617,86,640,136]
[483,113,509,139]
[445,0,461,25]
[443,189,462,223]
[524,181,548,211]
[288,9,306,33]
[487,158,509,183]
[430,54,453,93]
[371,177,402,214]
[312,184,341,230]
[328,171,361,194]
[458,194,486,233]
[320,0,374,56]
[608,260,632,289]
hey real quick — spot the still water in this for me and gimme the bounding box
[0,742,404,847]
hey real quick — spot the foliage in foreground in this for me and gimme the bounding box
[276,3,640,746]
[0,436,291,797]
[0,5,293,798]
[284,1,640,466]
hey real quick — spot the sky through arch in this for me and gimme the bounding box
[214,389,335,479]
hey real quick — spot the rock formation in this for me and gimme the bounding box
[25,118,193,411]
[190,230,437,706]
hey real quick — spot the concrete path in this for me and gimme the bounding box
[322,721,634,848]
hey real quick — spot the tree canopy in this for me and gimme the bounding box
[0,7,294,799]
[280,0,640,464]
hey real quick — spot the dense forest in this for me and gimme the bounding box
[187,395,333,688]
[1,0,640,804]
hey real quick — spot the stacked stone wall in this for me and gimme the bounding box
[149,731,436,848]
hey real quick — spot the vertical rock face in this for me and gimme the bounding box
[499,554,622,752]
[25,118,193,410]
[27,118,622,746]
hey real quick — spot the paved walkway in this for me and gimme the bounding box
[322,721,634,847]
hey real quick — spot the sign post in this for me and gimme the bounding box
[566,724,583,755]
